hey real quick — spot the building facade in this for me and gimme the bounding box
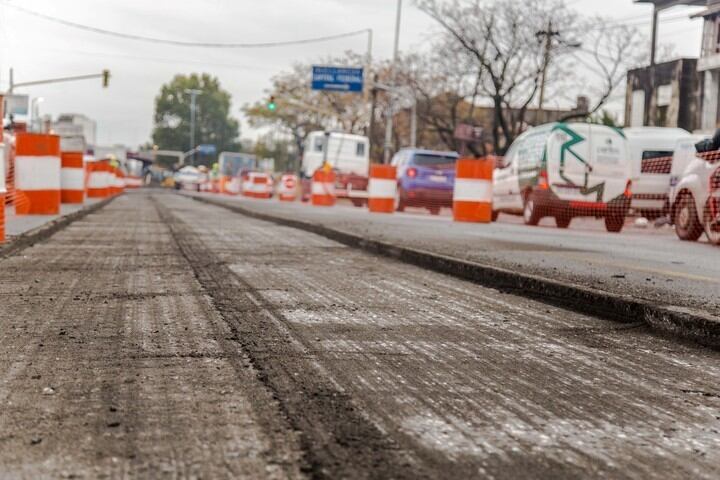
[625,59,702,131]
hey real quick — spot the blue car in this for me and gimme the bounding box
[390,149,459,214]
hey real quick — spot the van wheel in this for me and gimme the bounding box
[675,194,703,242]
[394,188,406,212]
[523,193,542,226]
[555,214,572,229]
[604,215,625,233]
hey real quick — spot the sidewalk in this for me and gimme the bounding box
[4,199,103,237]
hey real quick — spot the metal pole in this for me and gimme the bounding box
[185,89,201,166]
[383,0,402,164]
[364,29,373,131]
[537,20,553,125]
[650,7,659,66]
[9,68,14,93]
[410,101,417,148]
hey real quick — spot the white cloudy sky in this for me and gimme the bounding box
[0,0,705,148]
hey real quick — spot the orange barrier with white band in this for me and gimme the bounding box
[312,170,336,206]
[0,142,5,243]
[244,172,272,199]
[368,165,397,213]
[278,174,298,202]
[125,176,143,188]
[15,133,61,215]
[114,168,126,195]
[87,160,110,198]
[60,151,85,204]
[453,157,494,223]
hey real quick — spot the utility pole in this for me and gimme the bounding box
[185,89,202,166]
[383,0,403,164]
[536,21,559,125]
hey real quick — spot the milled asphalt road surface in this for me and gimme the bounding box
[2,190,720,479]
[183,192,720,318]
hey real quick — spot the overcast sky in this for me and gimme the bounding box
[0,0,705,148]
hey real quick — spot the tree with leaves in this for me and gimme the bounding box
[151,73,240,167]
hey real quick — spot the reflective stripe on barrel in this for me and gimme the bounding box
[452,157,494,223]
[368,165,397,214]
[15,133,61,215]
[61,151,85,204]
[311,170,335,207]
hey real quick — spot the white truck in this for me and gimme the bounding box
[300,131,370,206]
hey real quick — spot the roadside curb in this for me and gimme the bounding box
[0,196,118,259]
[186,193,720,348]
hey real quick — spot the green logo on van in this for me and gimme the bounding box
[553,124,605,202]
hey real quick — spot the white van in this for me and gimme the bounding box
[494,122,633,232]
[301,131,370,205]
[623,127,691,219]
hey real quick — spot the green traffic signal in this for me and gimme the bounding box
[268,96,277,111]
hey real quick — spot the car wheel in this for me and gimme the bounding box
[428,207,440,215]
[555,214,572,229]
[674,194,703,242]
[604,214,625,233]
[704,201,720,245]
[351,198,365,208]
[491,210,499,222]
[522,192,542,226]
[394,187,406,212]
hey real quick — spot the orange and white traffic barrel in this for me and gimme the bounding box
[114,168,126,195]
[0,142,5,243]
[15,132,61,215]
[311,169,336,207]
[87,159,110,198]
[245,172,271,199]
[278,174,298,202]
[60,151,85,204]
[452,157,494,223]
[368,165,397,213]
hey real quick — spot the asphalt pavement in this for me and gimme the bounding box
[183,192,720,318]
[2,190,720,478]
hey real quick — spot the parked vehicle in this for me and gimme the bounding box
[623,127,692,219]
[300,131,370,206]
[493,122,633,232]
[173,165,205,191]
[390,149,459,214]
[669,135,710,202]
[670,146,720,245]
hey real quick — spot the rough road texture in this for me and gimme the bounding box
[182,192,720,318]
[0,193,303,479]
[2,190,720,479]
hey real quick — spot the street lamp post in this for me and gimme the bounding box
[383,0,403,164]
[185,88,202,166]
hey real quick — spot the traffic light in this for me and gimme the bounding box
[267,96,277,111]
[102,69,110,88]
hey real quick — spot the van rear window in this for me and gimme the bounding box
[413,154,457,166]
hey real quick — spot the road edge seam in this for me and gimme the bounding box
[186,193,720,348]
[0,195,118,259]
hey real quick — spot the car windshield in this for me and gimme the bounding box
[413,154,457,166]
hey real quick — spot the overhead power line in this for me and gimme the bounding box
[1,1,370,48]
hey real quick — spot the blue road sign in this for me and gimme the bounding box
[312,66,364,93]
[197,144,217,155]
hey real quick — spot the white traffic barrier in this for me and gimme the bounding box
[278,174,298,201]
